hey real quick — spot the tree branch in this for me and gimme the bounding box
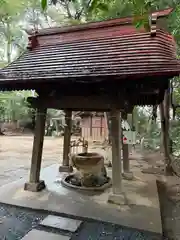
[64,0,73,19]
[75,0,92,20]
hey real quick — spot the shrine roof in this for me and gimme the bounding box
[0,7,179,90]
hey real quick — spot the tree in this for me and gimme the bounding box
[0,0,27,61]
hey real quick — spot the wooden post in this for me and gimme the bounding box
[100,115,103,137]
[90,116,92,137]
[59,110,73,172]
[24,106,47,192]
[122,112,133,180]
[122,144,129,171]
[105,112,112,144]
[122,143,129,167]
[108,109,125,205]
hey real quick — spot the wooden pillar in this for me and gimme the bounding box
[122,112,133,180]
[90,116,92,137]
[59,110,73,172]
[122,112,129,172]
[122,144,129,172]
[108,109,125,205]
[100,116,103,137]
[24,106,47,192]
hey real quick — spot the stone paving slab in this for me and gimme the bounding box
[40,215,82,232]
[21,229,70,240]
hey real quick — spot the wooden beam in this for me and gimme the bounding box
[27,96,134,112]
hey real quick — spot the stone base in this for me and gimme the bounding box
[107,161,112,168]
[122,172,134,180]
[62,175,112,191]
[59,165,73,173]
[24,180,46,192]
[108,192,126,205]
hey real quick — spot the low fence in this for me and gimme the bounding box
[70,138,88,155]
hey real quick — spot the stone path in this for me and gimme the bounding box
[21,229,70,240]
[0,203,161,239]
[22,215,82,239]
[22,214,161,240]
[40,215,82,232]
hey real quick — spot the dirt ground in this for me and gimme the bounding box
[0,135,65,186]
[0,135,159,207]
[0,135,112,186]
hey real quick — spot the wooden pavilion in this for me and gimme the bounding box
[0,8,179,204]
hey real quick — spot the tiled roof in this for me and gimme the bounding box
[1,29,179,84]
[0,7,179,90]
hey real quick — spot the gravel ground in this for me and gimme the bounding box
[0,204,46,240]
[0,203,161,240]
[71,222,161,240]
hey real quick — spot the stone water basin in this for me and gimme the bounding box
[62,152,111,190]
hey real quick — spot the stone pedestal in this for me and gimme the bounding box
[59,165,73,173]
[156,176,180,240]
[24,180,45,192]
[122,171,134,180]
[108,192,126,205]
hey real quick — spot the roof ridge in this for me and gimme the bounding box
[26,8,173,37]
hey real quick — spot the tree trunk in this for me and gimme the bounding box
[159,86,173,176]
[0,128,4,135]
[6,21,11,64]
[11,100,16,122]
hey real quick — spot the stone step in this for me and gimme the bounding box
[40,215,82,232]
[21,229,70,240]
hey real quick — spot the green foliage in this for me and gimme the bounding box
[41,0,47,10]
[88,0,108,14]
[0,91,34,122]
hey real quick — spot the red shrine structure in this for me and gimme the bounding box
[0,8,179,204]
